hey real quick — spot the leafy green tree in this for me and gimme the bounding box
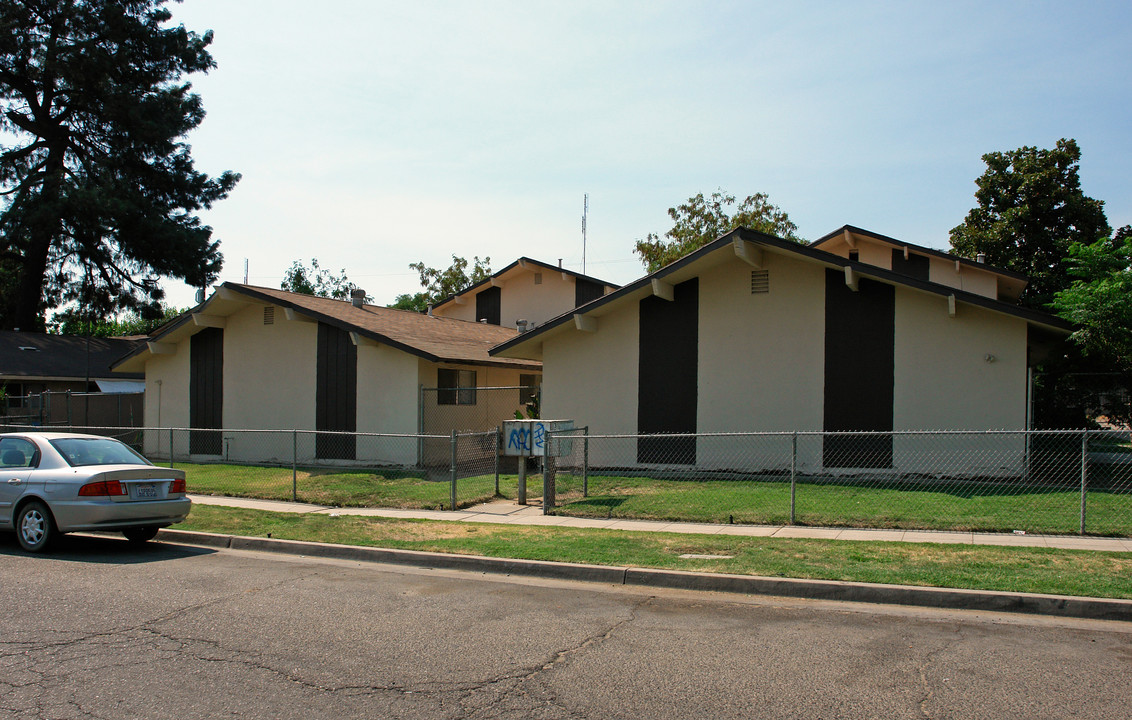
[634,190,802,272]
[389,255,491,312]
[281,259,372,302]
[0,0,240,331]
[1053,226,1132,368]
[949,139,1110,309]
[51,305,186,338]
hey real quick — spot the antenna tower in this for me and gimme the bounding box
[581,194,588,274]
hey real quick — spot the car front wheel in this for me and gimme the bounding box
[16,501,55,553]
[123,526,160,544]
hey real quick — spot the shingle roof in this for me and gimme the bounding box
[0,331,144,381]
[116,284,539,371]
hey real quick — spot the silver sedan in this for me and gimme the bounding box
[0,432,190,552]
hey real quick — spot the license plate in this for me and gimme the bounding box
[134,483,158,499]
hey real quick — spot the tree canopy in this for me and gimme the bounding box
[280,259,372,302]
[389,255,492,313]
[0,0,240,331]
[1052,226,1132,369]
[634,190,802,273]
[949,139,1109,309]
[51,304,184,337]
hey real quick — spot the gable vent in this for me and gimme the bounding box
[750,270,769,294]
[263,306,275,325]
[534,272,543,285]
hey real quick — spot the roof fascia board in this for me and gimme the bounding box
[812,225,1030,283]
[491,228,1070,358]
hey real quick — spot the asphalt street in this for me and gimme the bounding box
[2,533,1130,720]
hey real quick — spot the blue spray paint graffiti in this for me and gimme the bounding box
[505,422,548,456]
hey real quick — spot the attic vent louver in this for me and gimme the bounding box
[534,272,543,285]
[263,306,275,325]
[750,270,769,294]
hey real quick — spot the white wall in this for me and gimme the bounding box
[434,268,604,329]
[892,287,1029,475]
[142,349,190,456]
[696,254,827,471]
[927,257,999,298]
[540,300,640,468]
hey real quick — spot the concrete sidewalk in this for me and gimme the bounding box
[188,494,1132,553]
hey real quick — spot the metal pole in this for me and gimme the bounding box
[169,427,175,468]
[292,430,298,502]
[417,384,425,469]
[450,430,458,511]
[517,450,527,505]
[583,427,589,498]
[790,432,797,525]
[542,430,555,514]
[494,427,501,497]
[1080,428,1089,535]
[66,390,72,427]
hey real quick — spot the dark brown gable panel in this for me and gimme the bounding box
[575,278,605,307]
[316,322,357,459]
[638,278,698,464]
[891,249,930,282]
[476,286,501,325]
[823,270,894,468]
[189,327,223,455]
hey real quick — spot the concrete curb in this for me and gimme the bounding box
[158,529,1132,623]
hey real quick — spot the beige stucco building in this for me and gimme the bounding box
[491,227,1072,477]
[115,284,540,467]
[431,257,618,330]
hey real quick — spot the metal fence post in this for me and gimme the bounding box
[292,430,298,502]
[790,432,797,525]
[583,426,589,498]
[450,430,458,511]
[494,427,501,497]
[542,430,555,514]
[1080,428,1089,535]
[66,390,72,426]
[417,384,425,469]
[169,427,175,468]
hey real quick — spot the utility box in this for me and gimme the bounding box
[501,419,574,457]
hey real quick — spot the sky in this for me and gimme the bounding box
[162,0,1132,309]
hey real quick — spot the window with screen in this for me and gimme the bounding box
[438,369,477,405]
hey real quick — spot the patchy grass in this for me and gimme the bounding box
[179,504,1132,599]
[175,462,1132,536]
[181,463,497,509]
[546,473,1132,537]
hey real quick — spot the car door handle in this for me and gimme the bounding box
[7,478,22,484]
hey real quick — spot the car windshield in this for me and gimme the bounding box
[50,438,152,467]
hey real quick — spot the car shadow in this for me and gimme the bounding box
[0,532,217,564]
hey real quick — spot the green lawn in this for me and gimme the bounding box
[181,463,498,509]
[547,473,1132,536]
[176,462,1132,536]
[178,505,1132,599]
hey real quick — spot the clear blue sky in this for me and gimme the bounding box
[164,0,1132,308]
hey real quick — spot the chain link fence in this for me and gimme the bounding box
[0,391,143,427]
[420,385,537,436]
[4,421,1129,535]
[544,428,1132,536]
[1,424,507,511]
